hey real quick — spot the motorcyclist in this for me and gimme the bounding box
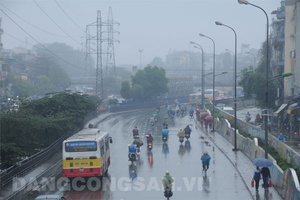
[146,133,154,143]
[128,143,137,161]
[245,111,251,122]
[201,151,211,171]
[189,108,194,118]
[133,135,143,152]
[153,113,158,123]
[161,128,169,140]
[162,170,174,197]
[132,126,139,137]
[184,125,192,137]
[177,129,185,142]
[162,118,168,129]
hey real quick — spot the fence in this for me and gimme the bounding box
[216,109,300,199]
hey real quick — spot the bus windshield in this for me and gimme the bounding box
[65,141,97,152]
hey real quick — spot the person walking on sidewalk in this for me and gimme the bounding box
[253,166,261,192]
[261,167,271,190]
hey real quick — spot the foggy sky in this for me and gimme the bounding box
[1,0,281,67]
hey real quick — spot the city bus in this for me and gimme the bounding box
[189,93,202,106]
[204,89,220,100]
[62,128,112,179]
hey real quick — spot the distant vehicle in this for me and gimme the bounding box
[222,106,234,115]
[216,103,225,110]
[35,194,66,200]
[204,89,220,100]
[189,93,202,106]
[62,128,113,179]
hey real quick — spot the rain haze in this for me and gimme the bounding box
[1,0,281,66]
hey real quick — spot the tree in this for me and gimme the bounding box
[120,81,131,99]
[238,40,277,109]
[120,65,168,100]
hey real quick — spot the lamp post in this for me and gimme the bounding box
[138,49,143,68]
[190,41,205,109]
[238,0,269,158]
[215,21,238,151]
[225,49,235,99]
[199,33,216,132]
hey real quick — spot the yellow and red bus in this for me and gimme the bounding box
[62,128,112,178]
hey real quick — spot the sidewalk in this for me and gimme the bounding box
[197,124,283,200]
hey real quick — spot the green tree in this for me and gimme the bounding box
[0,92,99,169]
[5,73,35,98]
[239,41,277,109]
[120,81,131,99]
[120,65,168,100]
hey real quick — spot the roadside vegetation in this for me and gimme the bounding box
[0,92,100,169]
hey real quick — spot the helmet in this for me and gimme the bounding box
[166,170,169,175]
[204,151,208,154]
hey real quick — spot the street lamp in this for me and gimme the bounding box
[215,21,238,151]
[238,0,270,159]
[190,41,205,109]
[199,33,216,132]
[225,49,235,99]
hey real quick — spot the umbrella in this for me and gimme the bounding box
[253,158,273,167]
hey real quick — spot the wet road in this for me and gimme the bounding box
[61,108,252,200]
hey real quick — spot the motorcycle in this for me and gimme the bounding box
[164,186,173,199]
[179,136,184,144]
[128,144,138,163]
[162,134,168,143]
[147,141,153,151]
[185,132,190,140]
[128,152,138,163]
[245,114,251,123]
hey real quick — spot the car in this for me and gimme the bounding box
[35,194,66,200]
[223,106,234,115]
[216,103,225,110]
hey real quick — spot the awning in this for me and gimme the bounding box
[274,103,288,117]
[287,103,299,114]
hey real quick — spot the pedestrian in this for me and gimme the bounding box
[253,166,261,192]
[277,133,286,142]
[261,167,271,190]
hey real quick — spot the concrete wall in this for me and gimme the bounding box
[215,110,300,199]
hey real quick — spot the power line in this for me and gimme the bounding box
[33,0,83,46]
[0,2,68,38]
[54,0,85,33]
[3,31,34,47]
[1,8,83,69]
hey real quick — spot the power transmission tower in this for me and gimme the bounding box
[96,10,103,98]
[85,10,104,98]
[85,8,119,98]
[105,7,119,77]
